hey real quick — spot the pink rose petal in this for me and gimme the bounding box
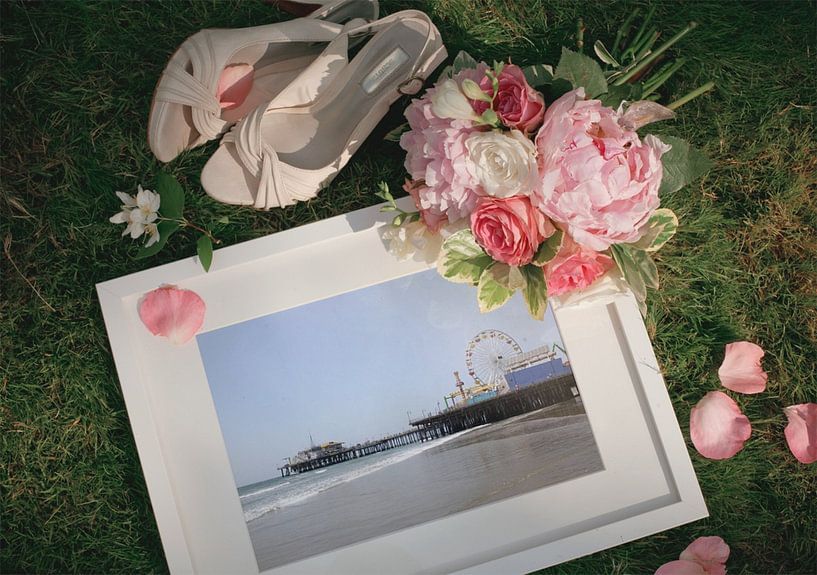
[718,341,768,394]
[139,285,206,345]
[217,64,254,110]
[690,391,752,459]
[655,560,707,575]
[783,403,817,464]
[679,536,730,575]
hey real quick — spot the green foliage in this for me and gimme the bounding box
[155,172,184,219]
[522,64,554,88]
[531,230,564,266]
[612,244,659,314]
[631,208,679,252]
[520,265,548,320]
[196,235,213,272]
[554,47,608,98]
[659,135,714,195]
[437,229,493,284]
[134,220,179,259]
[476,264,516,312]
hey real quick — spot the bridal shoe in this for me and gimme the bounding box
[200,10,446,209]
[147,0,378,163]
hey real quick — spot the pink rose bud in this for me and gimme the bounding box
[470,195,555,267]
[545,236,615,296]
[473,64,545,134]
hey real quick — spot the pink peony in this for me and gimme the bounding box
[473,64,545,133]
[534,88,670,251]
[470,196,555,267]
[400,67,490,223]
[403,179,448,233]
[545,235,615,296]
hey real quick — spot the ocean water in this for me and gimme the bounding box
[241,407,603,571]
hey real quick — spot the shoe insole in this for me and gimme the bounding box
[257,19,429,171]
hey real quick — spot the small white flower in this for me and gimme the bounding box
[110,185,161,243]
[431,79,478,121]
[464,130,538,198]
[144,223,160,247]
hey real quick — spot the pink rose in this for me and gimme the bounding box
[473,64,545,134]
[403,179,448,233]
[470,196,555,267]
[534,88,671,251]
[545,236,614,296]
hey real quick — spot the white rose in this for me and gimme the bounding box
[465,130,538,198]
[431,79,477,121]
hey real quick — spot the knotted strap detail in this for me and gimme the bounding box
[222,106,318,209]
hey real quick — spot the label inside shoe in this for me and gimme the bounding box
[361,47,410,94]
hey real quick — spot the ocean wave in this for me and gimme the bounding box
[243,428,478,522]
[239,480,290,500]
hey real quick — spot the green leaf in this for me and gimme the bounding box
[600,82,642,108]
[658,135,713,195]
[196,234,213,272]
[531,230,564,266]
[520,265,548,320]
[630,208,679,252]
[384,122,409,142]
[554,47,608,98]
[134,220,178,259]
[522,64,553,88]
[593,40,621,67]
[545,78,574,101]
[477,265,516,313]
[437,229,493,284]
[217,215,230,225]
[155,172,184,219]
[490,263,526,290]
[611,244,658,315]
[452,50,478,74]
[479,108,499,126]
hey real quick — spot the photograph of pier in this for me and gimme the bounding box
[197,269,603,571]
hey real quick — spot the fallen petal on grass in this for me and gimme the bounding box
[139,285,205,345]
[655,559,707,575]
[679,536,730,575]
[690,391,751,459]
[718,341,767,394]
[783,403,817,464]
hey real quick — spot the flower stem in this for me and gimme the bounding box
[667,81,715,110]
[181,219,221,244]
[614,21,698,85]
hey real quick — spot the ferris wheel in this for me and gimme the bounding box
[465,330,523,388]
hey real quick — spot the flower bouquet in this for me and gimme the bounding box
[380,24,712,319]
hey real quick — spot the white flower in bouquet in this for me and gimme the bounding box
[431,79,478,121]
[464,130,538,198]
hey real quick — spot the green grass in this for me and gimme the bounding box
[1,0,816,573]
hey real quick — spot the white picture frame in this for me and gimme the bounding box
[97,198,707,575]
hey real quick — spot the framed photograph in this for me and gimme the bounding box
[97,199,706,575]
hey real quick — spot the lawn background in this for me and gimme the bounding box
[1,0,815,573]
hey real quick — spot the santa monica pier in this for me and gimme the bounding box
[278,330,579,477]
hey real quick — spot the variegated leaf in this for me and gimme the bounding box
[531,230,564,266]
[437,229,493,284]
[477,265,516,313]
[521,265,548,320]
[631,208,679,252]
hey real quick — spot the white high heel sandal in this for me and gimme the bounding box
[147,0,378,163]
[200,10,446,210]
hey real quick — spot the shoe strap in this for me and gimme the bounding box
[154,18,350,141]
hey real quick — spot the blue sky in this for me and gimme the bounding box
[197,269,566,487]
